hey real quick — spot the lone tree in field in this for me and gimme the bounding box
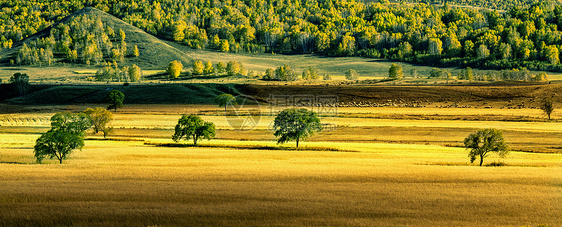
[273,108,322,148]
[345,69,358,80]
[540,96,554,120]
[215,94,237,112]
[84,107,114,138]
[106,90,125,112]
[172,114,216,145]
[34,112,92,164]
[167,60,183,78]
[463,129,509,166]
[388,63,403,80]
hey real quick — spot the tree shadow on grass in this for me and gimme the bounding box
[0,161,32,165]
[145,142,358,152]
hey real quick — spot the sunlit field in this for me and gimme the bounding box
[0,104,561,226]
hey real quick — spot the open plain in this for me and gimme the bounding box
[0,103,560,226]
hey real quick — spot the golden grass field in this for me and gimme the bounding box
[0,104,561,226]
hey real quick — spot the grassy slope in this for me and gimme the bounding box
[3,83,561,106]
[3,83,243,105]
[0,7,191,69]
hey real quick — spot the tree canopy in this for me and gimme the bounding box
[167,60,183,78]
[273,108,322,148]
[215,94,237,112]
[106,90,124,112]
[9,72,29,96]
[539,96,555,120]
[388,64,403,80]
[463,129,509,166]
[172,114,216,145]
[34,112,91,164]
[84,107,114,138]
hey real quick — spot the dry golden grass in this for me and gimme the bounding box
[0,105,561,226]
[0,134,560,226]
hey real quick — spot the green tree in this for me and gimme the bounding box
[9,72,29,96]
[302,70,311,80]
[172,20,186,42]
[132,45,139,57]
[264,68,275,80]
[204,61,215,74]
[464,40,475,57]
[220,40,230,52]
[428,38,443,55]
[167,60,183,78]
[275,65,297,81]
[539,96,554,120]
[119,29,126,42]
[106,90,125,112]
[84,107,114,138]
[34,112,92,164]
[226,61,241,76]
[463,129,509,166]
[338,34,356,56]
[192,60,205,75]
[533,72,548,82]
[172,114,216,145]
[477,44,490,59]
[307,66,319,80]
[216,62,226,73]
[543,45,560,64]
[128,64,142,82]
[499,43,512,60]
[388,63,403,80]
[211,35,221,49]
[345,69,358,80]
[273,108,322,148]
[215,94,237,112]
[461,67,474,80]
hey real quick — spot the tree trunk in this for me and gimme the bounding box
[479,155,484,166]
[59,158,63,164]
[296,137,299,148]
[193,135,198,145]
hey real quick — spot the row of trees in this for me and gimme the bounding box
[166,60,246,78]
[164,58,552,82]
[95,62,142,82]
[33,106,519,166]
[33,89,124,164]
[5,0,562,71]
[386,64,549,81]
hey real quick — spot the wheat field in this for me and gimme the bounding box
[0,105,560,226]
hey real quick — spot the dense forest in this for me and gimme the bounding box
[400,0,551,11]
[3,0,562,72]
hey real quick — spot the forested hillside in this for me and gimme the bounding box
[399,0,553,11]
[2,0,562,72]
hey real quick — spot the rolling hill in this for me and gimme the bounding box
[0,7,191,69]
